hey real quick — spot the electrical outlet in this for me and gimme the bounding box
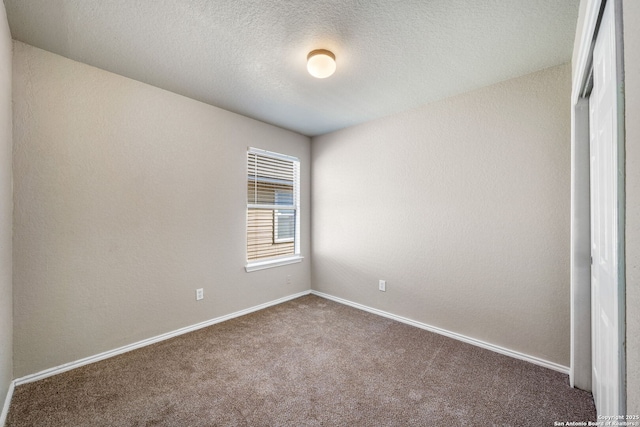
[379,280,386,292]
[196,288,204,301]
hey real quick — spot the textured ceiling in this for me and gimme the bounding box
[4,0,579,136]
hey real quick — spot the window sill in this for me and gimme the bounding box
[245,255,304,272]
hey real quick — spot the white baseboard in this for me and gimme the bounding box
[14,290,312,387]
[0,380,15,427]
[10,287,567,394]
[311,290,570,375]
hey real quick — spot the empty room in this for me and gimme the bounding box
[0,0,638,426]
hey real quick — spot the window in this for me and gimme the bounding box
[246,148,301,271]
[274,189,294,243]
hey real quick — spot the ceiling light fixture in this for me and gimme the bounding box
[307,49,336,79]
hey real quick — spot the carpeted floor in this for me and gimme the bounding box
[7,294,595,426]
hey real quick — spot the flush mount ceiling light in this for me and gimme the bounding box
[307,49,336,79]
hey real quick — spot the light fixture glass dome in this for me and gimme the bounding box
[307,49,336,79]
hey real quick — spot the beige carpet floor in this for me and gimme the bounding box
[7,294,595,426]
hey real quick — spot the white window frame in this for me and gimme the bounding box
[245,147,302,272]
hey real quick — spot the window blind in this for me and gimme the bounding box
[247,148,300,262]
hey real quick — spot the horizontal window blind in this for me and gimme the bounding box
[247,148,300,262]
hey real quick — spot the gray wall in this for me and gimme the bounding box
[623,0,639,416]
[311,64,572,367]
[12,41,311,378]
[0,0,13,411]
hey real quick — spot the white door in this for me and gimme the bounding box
[589,0,620,417]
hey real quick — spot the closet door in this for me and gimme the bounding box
[589,0,621,417]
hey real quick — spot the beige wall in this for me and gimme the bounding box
[0,1,13,410]
[623,0,640,416]
[311,64,572,367]
[12,41,311,378]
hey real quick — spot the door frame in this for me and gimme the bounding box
[571,0,626,415]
